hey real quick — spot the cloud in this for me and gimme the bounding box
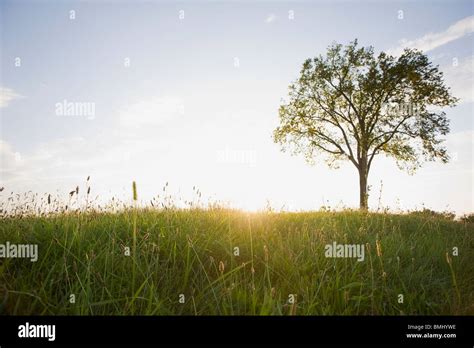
[0,134,141,195]
[388,16,474,56]
[0,87,23,108]
[1,95,188,189]
[265,14,277,24]
[443,56,474,104]
[0,140,21,168]
[445,130,474,166]
[119,96,184,129]
[0,140,29,185]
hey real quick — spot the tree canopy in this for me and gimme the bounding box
[273,40,458,209]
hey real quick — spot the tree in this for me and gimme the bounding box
[273,40,458,210]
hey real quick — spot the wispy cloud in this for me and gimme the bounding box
[0,87,23,108]
[265,13,277,24]
[388,16,474,56]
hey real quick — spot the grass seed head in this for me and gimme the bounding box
[376,239,382,257]
[132,181,138,201]
[219,261,225,274]
[445,251,452,265]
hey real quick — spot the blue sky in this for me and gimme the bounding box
[1,0,473,214]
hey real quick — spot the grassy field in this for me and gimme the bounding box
[0,207,473,315]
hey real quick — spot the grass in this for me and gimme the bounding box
[1,204,473,315]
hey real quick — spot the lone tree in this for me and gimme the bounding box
[273,40,458,210]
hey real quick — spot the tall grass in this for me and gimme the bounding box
[1,202,473,315]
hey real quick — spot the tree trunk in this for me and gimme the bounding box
[358,157,369,210]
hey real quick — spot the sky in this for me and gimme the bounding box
[0,0,473,214]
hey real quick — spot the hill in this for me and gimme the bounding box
[1,209,473,315]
